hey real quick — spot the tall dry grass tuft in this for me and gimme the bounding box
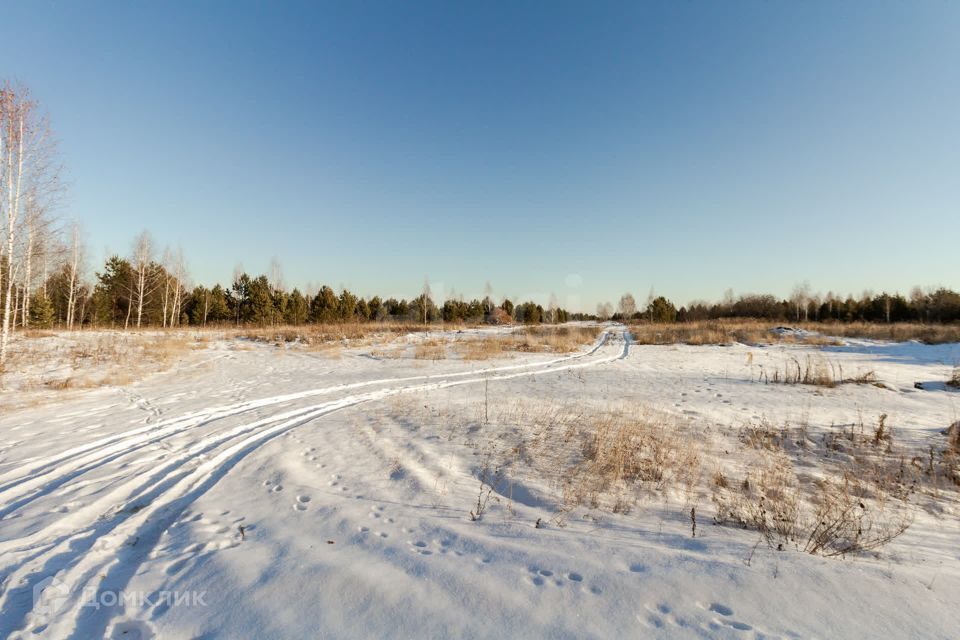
[563,408,701,512]
[758,355,878,388]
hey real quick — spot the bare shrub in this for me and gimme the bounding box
[713,457,912,557]
[802,476,912,557]
[712,453,801,548]
[469,456,503,521]
[948,366,960,389]
[715,412,927,557]
[739,420,787,451]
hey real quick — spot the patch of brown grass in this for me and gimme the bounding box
[758,355,878,388]
[4,332,191,395]
[515,325,601,353]
[562,408,701,512]
[236,322,448,347]
[628,320,960,346]
[808,322,960,345]
[414,340,447,361]
[457,337,509,361]
[453,326,601,361]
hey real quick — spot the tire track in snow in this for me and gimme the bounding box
[0,328,628,638]
[0,330,614,517]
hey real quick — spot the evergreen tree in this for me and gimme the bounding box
[28,292,55,328]
[338,289,358,321]
[647,296,678,323]
[310,286,339,323]
[285,288,309,325]
[206,285,230,323]
[229,273,252,325]
[355,298,371,321]
[368,296,384,321]
[271,287,289,325]
[248,275,273,325]
[93,256,134,326]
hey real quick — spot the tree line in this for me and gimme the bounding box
[608,288,960,324]
[27,247,572,330]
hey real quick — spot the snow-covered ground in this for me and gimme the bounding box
[0,326,958,639]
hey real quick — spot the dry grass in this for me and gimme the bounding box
[948,366,960,389]
[461,398,705,515]
[563,408,701,512]
[457,337,509,361]
[2,331,192,394]
[758,355,879,388]
[414,340,447,361]
[627,320,812,346]
[456,326,601,360]
[239,323,599,361]
[712,461,913,557]
[517,325,601,352]
[237,322,440,347]
[386,390,949,559]
[806,322,960,345]
[710,410,960,556]
[628,320,960,346]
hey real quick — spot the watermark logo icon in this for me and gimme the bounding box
[33,575,70,618]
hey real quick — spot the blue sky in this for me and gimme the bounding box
[2,1,958,311]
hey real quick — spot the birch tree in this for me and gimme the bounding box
[168,247,186,326]
[65,222,84,329]
[1,83,59,365]
[21,195,60,328]
[131,231,155,328]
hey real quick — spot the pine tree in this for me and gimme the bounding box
[28,292,55,329]
[285,289,308,325]
[93,256,134,326]
[310,286,338,323]
[248,275,273,326]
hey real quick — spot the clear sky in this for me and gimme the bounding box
[2,1,958,311]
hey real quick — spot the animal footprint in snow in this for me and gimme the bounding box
[706,603,752,632]
[293,495,311,511]
[408,540,432,555]
[527,566,566,586]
